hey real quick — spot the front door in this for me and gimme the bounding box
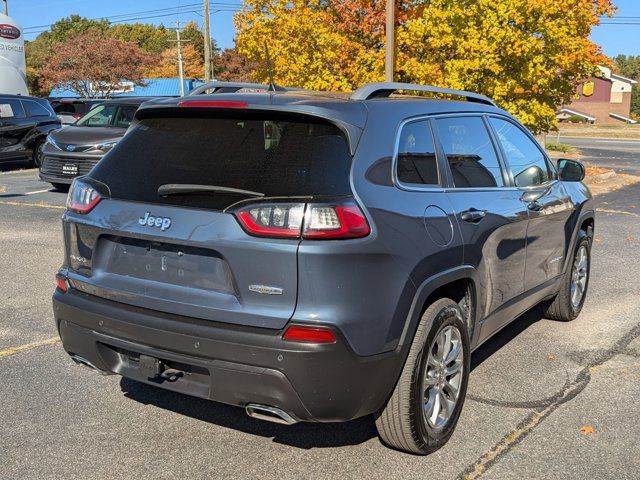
[488,117,574,292]
[433,115,529,336]
[0,97,31,161]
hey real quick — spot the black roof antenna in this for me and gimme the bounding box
[264,43,285,92]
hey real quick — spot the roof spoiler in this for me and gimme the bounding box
[187,81,304,96]
[350,82,496,106]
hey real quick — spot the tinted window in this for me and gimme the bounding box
[76,104,118,127]
[90,112,352,210]
[489,117,551,187]
[396,119,439,185]
[23,100,52,117]
[112,105,138,128]
[0,98,26,118]
[435,116,504,188]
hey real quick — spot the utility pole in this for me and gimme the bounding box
[203,0,212,81]
[2,0,8,15]
[170,22,190,96]
[385,0,395,82]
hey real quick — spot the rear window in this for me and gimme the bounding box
[90,112,353,210]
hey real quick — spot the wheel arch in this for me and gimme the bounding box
[398,266,480,351]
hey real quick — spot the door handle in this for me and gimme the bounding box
[460,209,487,223]
[527,201,543,212]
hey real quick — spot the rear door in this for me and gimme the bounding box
[0,97,30,160]
[66,109,355,330]
[488,116,573,291]
[433,115,529,333]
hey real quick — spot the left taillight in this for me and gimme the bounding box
[233,200,370,240]
[66,177,106,214]
[55,274,68,293]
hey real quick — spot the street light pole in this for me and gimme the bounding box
[385,0,395,82]
[2,0,8,15]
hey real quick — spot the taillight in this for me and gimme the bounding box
[233,200,370,240]
[236,203,305,238]
[283,325,336,343]
[72,113,82,119]
[55,274,68,293]
[66,178,104,214]
[303,204,370,239]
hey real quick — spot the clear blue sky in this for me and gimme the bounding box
[7,0,640,57]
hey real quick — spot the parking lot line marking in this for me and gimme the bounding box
[597,208,640,218]
[0,337,60,359]
[0,200,65,210]
[24,188,52,195]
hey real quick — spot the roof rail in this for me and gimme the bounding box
[350,82,496,106]
[187,81,303,96]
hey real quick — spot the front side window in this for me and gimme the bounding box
[435,116,504,188]
[76,104,119,127]
[489,117,551,187]
[396,119,439,186]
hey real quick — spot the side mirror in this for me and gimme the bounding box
[557,159,585,182]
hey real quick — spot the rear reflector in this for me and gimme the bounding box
[178,100,248,109]
[283,326,336,343]
[56,275,68,293]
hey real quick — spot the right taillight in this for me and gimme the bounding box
[234,200,370,240]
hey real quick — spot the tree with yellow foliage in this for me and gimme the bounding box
[146,43,204,79]
[236,0,614,132]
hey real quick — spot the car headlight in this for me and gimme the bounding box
[45,134,61,150]
[96,141,118,152]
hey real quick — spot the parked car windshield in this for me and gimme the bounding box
[75,104,138,128]
[89,111,353,210]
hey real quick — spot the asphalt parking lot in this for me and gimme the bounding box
[1,155,639,479]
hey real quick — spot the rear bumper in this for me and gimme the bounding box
[53,289,404,422]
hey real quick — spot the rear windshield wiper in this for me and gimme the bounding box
[158,184,265,198]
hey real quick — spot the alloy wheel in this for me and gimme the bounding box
[422,325,464,430]
[571,245,588,309]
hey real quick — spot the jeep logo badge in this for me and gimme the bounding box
[139,212,172,231]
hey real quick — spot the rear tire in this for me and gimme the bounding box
[543,231,590,322]
[375,298,470,454]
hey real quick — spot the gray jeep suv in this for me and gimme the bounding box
[53,82,594,454]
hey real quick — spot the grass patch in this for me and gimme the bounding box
[545,142,577,154]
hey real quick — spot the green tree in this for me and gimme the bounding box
[108,23,171,54]
[614,55,640,118]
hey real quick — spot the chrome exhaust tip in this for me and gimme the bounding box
[245,404,299,425]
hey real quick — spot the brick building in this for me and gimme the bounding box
[558,66,637,124]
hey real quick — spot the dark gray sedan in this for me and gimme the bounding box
[40,98,150,189]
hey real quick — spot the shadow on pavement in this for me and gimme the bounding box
[119,307,548,449]
[120,377,379,449]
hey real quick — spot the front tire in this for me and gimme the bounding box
[375,298,470,454]
[543,231,591,322]
[51,183,69,192]
[32,138,45,167]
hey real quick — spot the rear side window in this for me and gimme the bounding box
[435,116,504,188]
[489,117,551,187]
[23,100,52,117]
[396,119,439,186]
[0,98,25,118]
[90,112,352,210]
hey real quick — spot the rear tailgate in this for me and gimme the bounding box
[65,202,298,329]
[63,106,356,329]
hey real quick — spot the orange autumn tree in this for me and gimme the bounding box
[236,0,615,132]
[146,43,204,79]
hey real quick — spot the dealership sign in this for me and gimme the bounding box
[0,23,20,40]
[0,13,28,95]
